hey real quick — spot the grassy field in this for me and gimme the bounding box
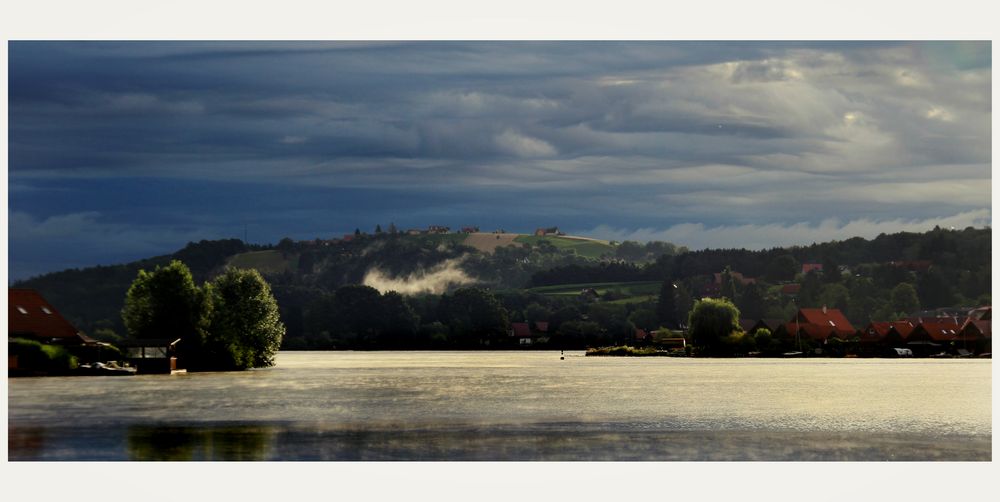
[513,235,615,259]
[527,281,661,298]
[226,250,297,275]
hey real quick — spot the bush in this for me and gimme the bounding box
[585,345,665,356]
[9,338,78,373]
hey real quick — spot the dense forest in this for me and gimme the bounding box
[12,226,991,350]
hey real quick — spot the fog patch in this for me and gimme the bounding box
[363,257,477,295]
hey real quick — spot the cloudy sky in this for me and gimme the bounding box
[7,41,991,281]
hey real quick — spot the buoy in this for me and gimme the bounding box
[560,356,565,360]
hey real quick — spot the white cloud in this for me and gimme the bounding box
[585,209,992,250]
[494,129,558,158]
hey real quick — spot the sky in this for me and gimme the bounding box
[7,41,992,281]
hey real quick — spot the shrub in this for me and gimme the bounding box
[9,338,78,373]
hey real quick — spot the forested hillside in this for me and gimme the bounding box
[12,226,990,349]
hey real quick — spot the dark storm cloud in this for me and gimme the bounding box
[7,41,991,280]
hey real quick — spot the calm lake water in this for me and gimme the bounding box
[7,351,991,460]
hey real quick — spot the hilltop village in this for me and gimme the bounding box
[8,225,992,373]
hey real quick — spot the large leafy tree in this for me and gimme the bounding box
[688,297,741,355]
[122,260,211,362]
[890,282,921,317]
[656,280,678,328]
[206,268,286,370]
[437,287,510,346]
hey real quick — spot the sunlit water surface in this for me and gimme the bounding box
[8,351,991,460]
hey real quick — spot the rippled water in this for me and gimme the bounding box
[7,351,992,460]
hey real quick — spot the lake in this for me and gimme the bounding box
[7,351,991,460]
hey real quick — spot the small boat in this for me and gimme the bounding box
[76,361,137,376]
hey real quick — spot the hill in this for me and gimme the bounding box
[11,226,991,349]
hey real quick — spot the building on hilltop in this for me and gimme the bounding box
[534,227,560,236]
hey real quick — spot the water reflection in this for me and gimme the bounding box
[8,353,992,460]
[127,426,274,461]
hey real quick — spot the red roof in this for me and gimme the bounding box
[634,328,648,341]
[960,319,992,339]
[533,321,549,333]
[863,321,915,340]
[780,322,836,341]
[910,319,964,342]
[511,322,531,338]
[796,308,855,333]
[9,288,86,343]
[802,264,823,275]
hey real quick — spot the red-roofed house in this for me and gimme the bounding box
[795,307,856,337]
[859,321,914,355]
[510,322,549,346]
[907,318,965,355]
[9,289,91,346]
[801,263,823,275]
[958,319,992,354]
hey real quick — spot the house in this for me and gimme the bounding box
[461,226,479,233]
[859,321,915,355]
[118,338,183,374]
[510,322,536,345]
[579,288,600,301]
[534,227,560,236]
[794,306,856,337]
[633,328,651,345]
[774,322,838,345]
[651,330,687,350]
[8,288,93,346]
[906,318,965,356]
[427,225,450,234]
[801,263,823,275]
[771,307,857,353]
[958,319,992,354]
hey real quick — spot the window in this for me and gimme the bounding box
[16,306,28,314]
[41,307,53,314]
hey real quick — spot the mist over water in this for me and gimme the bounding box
[8,352,991,460]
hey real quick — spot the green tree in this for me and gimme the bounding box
[437,288,510,346]
[737,282,766,320]
[524,303,553,323]
[819,283,850,313]
[688,297,741,355]
[656,280,678,327]
[628,307,659,331]
[379,291,420,347]
[917,268,956,309]
[765,254,798,283]
[890,282,920,316]
[720,266,739,303]
[205,268,286,370]
[799,271,823,307]
[122,260,211,363]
